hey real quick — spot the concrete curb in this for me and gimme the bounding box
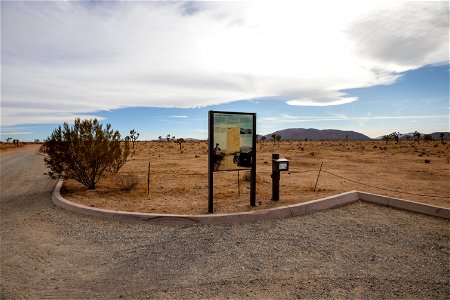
[358,191,450,219]
[52,180,449,225]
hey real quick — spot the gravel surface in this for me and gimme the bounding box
[1,147,449,299]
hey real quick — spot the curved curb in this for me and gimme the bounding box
[52,180,359,224]
[52,180,449,225]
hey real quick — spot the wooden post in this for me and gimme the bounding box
[147,162,150,196]
[237,170,240,197]
[314,162,323,192]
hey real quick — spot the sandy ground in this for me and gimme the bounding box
[62,140,450,214]
[1,146,449,299]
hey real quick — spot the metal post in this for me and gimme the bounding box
[208,111,214,213]
[272,153,280,201]
[250,114,257,207]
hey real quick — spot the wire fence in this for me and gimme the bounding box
[320,169,449,199]
[142,162,449,199]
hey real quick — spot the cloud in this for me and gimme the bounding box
[1,1,448,126]
[260,114,449,124]
[347,1,449,70]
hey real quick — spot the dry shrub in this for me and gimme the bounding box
[115,174,139,191]
[241,171,265,183]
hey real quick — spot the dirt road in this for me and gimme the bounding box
[1,147,449,299]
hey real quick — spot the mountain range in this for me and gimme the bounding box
[263,128,371,141]
[263,128,449,141]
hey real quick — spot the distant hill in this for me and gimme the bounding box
[264,128,371,141]
[375,132,449,141]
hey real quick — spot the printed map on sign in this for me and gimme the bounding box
[212,112,254,171]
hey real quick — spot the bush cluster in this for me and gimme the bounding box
[44,118,130,190]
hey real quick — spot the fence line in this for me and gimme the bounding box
[321,169,449,199]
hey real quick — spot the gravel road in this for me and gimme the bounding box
[1,146,449,299]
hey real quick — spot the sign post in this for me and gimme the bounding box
[208,111,256,213]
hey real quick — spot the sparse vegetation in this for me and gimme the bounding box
[129,129,139,149]
[44,118,129,190]
[60,139,450,214]
[114,173,139,191]
[175,138,185,151]
[413,131,421,142]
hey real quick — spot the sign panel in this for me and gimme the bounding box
[208,111,256,212]
[211,112,255,172]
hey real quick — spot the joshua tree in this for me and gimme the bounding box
[440,133,445,144]
[383,135,390,144]
[6,137,12,143]
[271,133,277,146]
[276,134,282,143]
[129,129,139,149]
[423,134,433,142]
[388,132,399,143]
[166,134,171,142]
[413,131,421,142]
[158,136,162,142]
[175,138,185,151]
[12,139,19,146]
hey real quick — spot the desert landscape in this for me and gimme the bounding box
[60,140,450,214]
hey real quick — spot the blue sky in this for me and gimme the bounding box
[1,1,449,141]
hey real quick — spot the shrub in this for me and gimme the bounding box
[44,118,129,190]
[114,174,139,191]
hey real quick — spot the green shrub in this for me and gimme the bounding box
[44,118,130,190]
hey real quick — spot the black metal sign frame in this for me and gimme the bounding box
[208,110,256,213]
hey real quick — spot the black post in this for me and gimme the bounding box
[250,114,257,207]
[272,153,280,201]
[208,111,214,213]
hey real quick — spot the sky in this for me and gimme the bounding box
[1,0,449,141]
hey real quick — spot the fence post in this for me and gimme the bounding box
[147,162,150,196]
[314,162,323,192]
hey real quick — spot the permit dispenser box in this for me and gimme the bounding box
[273,158,289,172]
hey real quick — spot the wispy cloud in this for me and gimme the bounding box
[1,1,448,126]
[260,114,449,123]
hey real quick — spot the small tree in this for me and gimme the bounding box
[423,134,433,142]
[439,133,445,144]
[12,139,19,147]
[158,136,162,142]
[261,136,266,143]
[175,138,185,151]
[129,129,139,149]
[166,134,171,142]
[44,118,128,190]
[276,134,281,143]
[383,135,390,144]
[6,137,12,143]
[388,132,399,143]
[271,133,277,146]
[413,131,421,142]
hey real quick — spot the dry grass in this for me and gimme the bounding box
[62,140,450,214]
[0,143,24,151]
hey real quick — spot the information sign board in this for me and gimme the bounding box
[208,111,256,212]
